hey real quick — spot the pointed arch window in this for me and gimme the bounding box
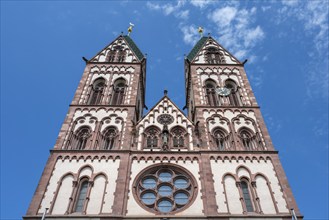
[205,79,219,106]
[205,47,225,64]
[239,128,257,150]
[171,127,186,148]
[88,78,106,105]
[144,126,161,149]
[241,181,254,212]
[102,126,117,150]
[74,180,89,213]
[108,45,126,62]
[213,128,229,150]
[111,79,126,105]
[225,79,241,106]
[74,126,91,150]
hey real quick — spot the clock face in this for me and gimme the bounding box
[216,87,231,96]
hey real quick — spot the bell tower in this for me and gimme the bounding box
[184,35,301,217]
[25,34,147,217]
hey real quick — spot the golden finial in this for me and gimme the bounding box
[128,22,134,36]
[198,26,204,37]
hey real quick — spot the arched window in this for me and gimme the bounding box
[205,80,218,106]
[213,128,229,150]
[171,127,186,148]
[108,50,116,62]
[144,126,161,149]
[74,180,89,212]
[241,181,254,212]
[205,47,225,64]
[108,45,126,62]
[225,79,241,106]
[75,126,91,150]
[102,126,117,150]
[239,128,256,150]
[88,78,106,105]
[111,79,126,105]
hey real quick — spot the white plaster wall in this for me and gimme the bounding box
[210,159,289,214]
[52,175,74,214]
[38,158,120,214]
[87,175,106,214]
[255,175,276,214]
[224,175,243,214]
[126,160,204,217]
[79,166,93,178]
[73,108,128,123]
[208,116,230,133]
[237,167,251,179]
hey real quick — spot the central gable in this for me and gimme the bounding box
[136,96,195,151]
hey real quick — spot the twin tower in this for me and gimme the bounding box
[25,34,301,219]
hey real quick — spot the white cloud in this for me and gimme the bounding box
[146,2,161,11]
[190,0,213,8]
[243,26,265,48]
[146,1,185,16]
[176,9,189,20]
[180,25,200,45]
[277,0,329,99]
[210,6,237,28]
[208,6,265,60]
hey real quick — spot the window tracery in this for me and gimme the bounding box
[204,79,219,106]
[205,47,225,64]
[212,127,230,150]
[108,45,126,62]
[88,78,106,105]
[144,126,161,149]
[111,78,126,105]
[225,79,241,106]
[171,126,186,148]
[133,164,197,214]
[73,126,92,150]
[238,128,261,150]
[101,126,117,150]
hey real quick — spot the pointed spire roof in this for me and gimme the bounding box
[186,36,241,64]
[186,36,208,62]
[123,35,144,61]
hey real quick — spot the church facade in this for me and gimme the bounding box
[25,34,301,219]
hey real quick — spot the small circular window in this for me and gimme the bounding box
[133,164,197,214]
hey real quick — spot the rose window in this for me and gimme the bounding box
[133,164,197,214]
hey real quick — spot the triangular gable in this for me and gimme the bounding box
[90,35,144,63]
[137,95,193,130]
[187,36,241,64]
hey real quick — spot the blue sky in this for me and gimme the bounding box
[1,1,328,219]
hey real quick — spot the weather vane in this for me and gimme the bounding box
[128,22,134,36]
[198,26,204,37]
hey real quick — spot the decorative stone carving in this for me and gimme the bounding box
[157,114,174,125]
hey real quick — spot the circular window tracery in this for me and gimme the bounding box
[133,164,197,214]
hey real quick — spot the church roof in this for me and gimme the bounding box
[123,35,144,60]
[186,36,208,62]
[186,36,241,64]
